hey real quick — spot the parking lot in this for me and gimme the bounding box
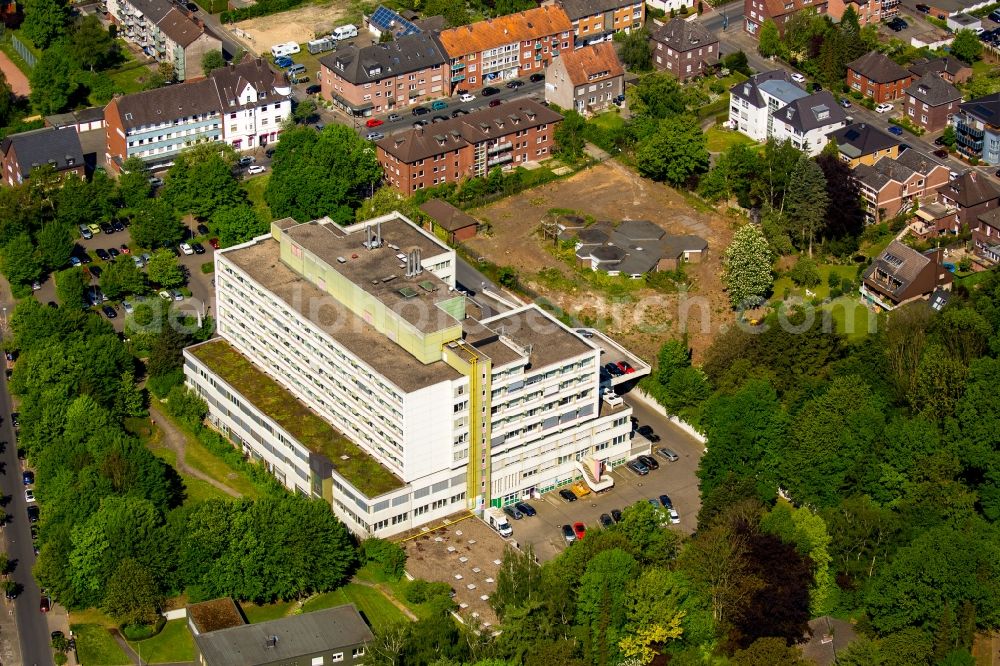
[505,395,703,563]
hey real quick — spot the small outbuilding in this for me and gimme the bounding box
[419,199,480,243]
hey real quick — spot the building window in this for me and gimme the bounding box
[331,654,344,663]
[353,647,366,658]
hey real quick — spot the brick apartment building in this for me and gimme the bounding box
[437,7,573,93]
[650,18,718,80]
[846,51,912,103]
[376,99,562,192]
[105,0,221,80]
[544,42,624,115]
[903,73,963,132]
[938,170,1000,230]
[104,57,292,171]
[851,148,951,223]
[556,0,645,46]
[908,56,972,85]
[827,0,898,25]
[319,33,449,117]
[0,126,85,186]
[744,0,828,37]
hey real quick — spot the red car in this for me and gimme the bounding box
[572,522,586,540]
[365,118,384,128]
[39,595,50,613]
[209,238,220,249]
[120,244,130,254]
[616,361,635,374]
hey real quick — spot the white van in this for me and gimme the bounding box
[333,24,358,40]
[270,41,300,58]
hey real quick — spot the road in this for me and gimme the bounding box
[698,0,745,34]
[455,256,497,296]
[0,367,53,666]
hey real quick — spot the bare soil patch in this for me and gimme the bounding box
[232,3,349,53]
[466,160,735,362]
[0,52,29,96]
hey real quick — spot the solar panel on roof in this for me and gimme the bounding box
[370,5,421,36]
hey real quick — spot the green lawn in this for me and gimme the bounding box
[589,110,626,132]
[705,126,755,153]
[352,565,442,621]
[773,263,858,302]
[956,270,994,289]
[73,624,131,666]
[164,409,260,498]
[127,619,196,664]
[243,174,274,224]
[302,583,407,630]
[827,299,880,342]
[242,600,297,623]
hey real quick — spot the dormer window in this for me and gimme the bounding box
[258,92,266,100]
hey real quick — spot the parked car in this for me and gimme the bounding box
[627,459,649,476]
[656,447,680,462]
[306,84,322,95]
[515,501,536,516]
[934,148,949,158]
[172,290,184,301]
[637,454,659,470]
[610,508,622,523]
[617,360,635,374]
[387,113,402,122]
[572,522,587,540]
[95,248,110,261]
[875,102,894,113]
[247,165,266,175]
[459,93,476,103]
[196,223,210,236]
[604,362,624,377]
[888,125,904,136]
[210,238,220,249]
[482,86,500,96]
[431,100,448,110]
[123,301,134,314]
[27,505,39,523]
[22,470,33,486]
[24,489,34,502]
[658,494,673,509]
[916,2,930,11]
[192,242,206,255]
[558,488,577,502]
[102,305,117,319]
[506,79,524,89]
[575,328,594,338]
[887,17,907,31]
[238,156,255,166]
[120,244,130,254]
[502,504,523,520]
[667,508,681,524]
[561,524,576,543]
[365,118,384,128]
[839,97,852,108]
[79,224,93,239]
[637,425,660,442]
[88,223,102,236]
[108,247,120,258]
[599,513,614,528]
[148,177,164,187]
[39,596,50,613]
[529,73,544,82]
[790,72,806,83]
[366,132,385,141]
[159,290,173,300]
[489,99,502,107]
[413,119,429,128]
[412,106,430,116]
[179,243,194,255]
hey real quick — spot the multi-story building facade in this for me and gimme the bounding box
[0,126,85,186]
[728,70,843,151]
[544,42,624,115]
[827,0,897,25]
[861,240,952,311]
[908,56,972,85]
[953,93,1000,165]
[556,0,645,46]
[846,51,912,103]
[974,208,1000,263]
[105,0,221,81]
[437,6,573,92]
[319,33,449,117]
[104,57,292,171]
[938,170,1000,230]
[650,18,718,81]
[744,0,828,37]
[903,73,963,132]
[184,212,641,537]
[851,148,951,222]
[376,100,562,193]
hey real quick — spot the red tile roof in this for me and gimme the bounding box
[556,42,623,85]
[437,6,572,57]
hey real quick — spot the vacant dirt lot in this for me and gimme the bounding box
[233,2,349,53]
[0,53,29,96]
[466,160,735,362]
[402,515,507,628]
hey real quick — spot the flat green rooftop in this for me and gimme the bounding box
[189,339,405,498]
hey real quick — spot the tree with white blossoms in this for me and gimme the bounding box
[724,224,774,309]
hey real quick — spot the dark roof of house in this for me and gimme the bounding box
[210,56,287,109]
[730,70,800,109]
[616,219,664,241]
[650,18,717,52]
[377,99,563,163]
[187,598,246,634]
[320,33,446,85]
[863,240,932,296]
[558,0,635,20]
[75,106,106,123]
[127,0,173,24]
[755,0,828,20]
[959,92,1000,126]
[908,55,970,78]
[827,122,900,159]
[157,7,206,47]
[414,15,447,32]
[852,162,893,191]
[941,170,1000,207]
[0,126,84,174]
[905,73,962,107]
[555,42,623,85]
[895,147,947,174]
[419,198,479,232]
[192,604,374,666]
[572,219,706,275]
[847,51,911,84]
[775,90,847,133]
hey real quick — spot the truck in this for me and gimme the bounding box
[485,507,513,537]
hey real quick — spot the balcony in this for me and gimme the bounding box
[487,141,513,154]
[487,153,513,167]
[450,73,465,82]
[535,43,542,49]
[957,123,984,139]
[451,62,465,70]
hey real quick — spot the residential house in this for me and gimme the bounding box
[562,218,706,276]
[544,42,624,115]
[827,122,902,167]
[105,0,221,80]
[846,51,912,103]
[646,0,695,15]
[937,169,1000,229]
[953,92,1000,164]
[770,90,848,156]
[861,240,953,311]
[851,148,951,222]
[104,57,292,171]
[904,73,963,132]
[650,18,719,81]
[0,126,85,186]
[744,0,829,37]
[419,198,480,242]
[190,602,374,666]
[728,70,808,143]
[556,0,645,46]
[946,12,981,32]
[45,107,107,133]
[319,34,449,116]
[376,99,562,193]
[364,5,422,40]
[827,0,898,25]
[974,208,1000,263]
[437,7,573,93]
[907,56,972,85]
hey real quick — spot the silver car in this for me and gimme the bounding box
[656,447,679,462]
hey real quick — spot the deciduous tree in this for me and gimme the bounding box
[200,50,226,74]
[951,29,982,63]
[102,558,163,626]
[2,233,43,286]
[757,20,782,58]
[722,224,772,308]
[36,222,74,271]
[100,259,146,299]
[129,199,184,250]
[618,28,652,71]
[145,249,185,289]
[22,0,69,48]
[636,116,708,186]
[29,41,81,114]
